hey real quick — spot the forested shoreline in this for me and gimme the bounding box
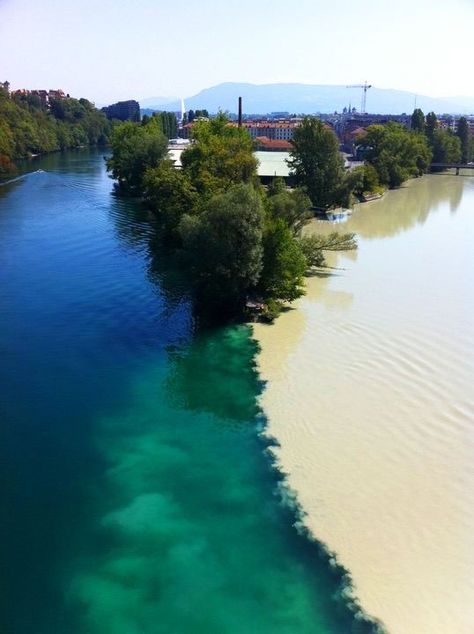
[0,84,110,176]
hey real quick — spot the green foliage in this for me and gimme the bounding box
[288,116,345,209]
[106,119,168,191]
[179,183,264,312]
[425,112,438,144]
[348,164,381,197]
[260,218,307,302]
[431,129,461,164]
[151,111,178,139]
[143,160,197,240]
[259,298,282,322]
[266,188,313,235]
[456,117,472,163]
[181,112,258,198]
[267,176,286,197]
[411,108,425,133]
[187,109,209,123]
[361,122,432,188]
[0,86,110,168]
[104,107,359,320]
[299,232,357,268]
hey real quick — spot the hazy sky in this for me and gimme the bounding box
[1,0,473,104]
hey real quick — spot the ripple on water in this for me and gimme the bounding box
[254,174,474,634]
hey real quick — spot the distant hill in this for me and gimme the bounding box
[140,95,179,108]
[143,83,474,115]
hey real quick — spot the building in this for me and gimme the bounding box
[255,137,292,151]
[242,120,299,141]
[101,100,140,122]
[10,88,67,107]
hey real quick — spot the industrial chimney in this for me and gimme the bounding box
[238,96,242,127]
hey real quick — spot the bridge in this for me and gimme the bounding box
[429,163,474,175]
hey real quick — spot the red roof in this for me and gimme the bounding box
[255,136,292,150]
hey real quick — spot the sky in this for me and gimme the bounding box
[1,0,473,105]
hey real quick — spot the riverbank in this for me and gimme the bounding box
[253,174,474,633]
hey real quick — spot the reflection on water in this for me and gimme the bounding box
[254,174,474,634]
[307,174,466,241]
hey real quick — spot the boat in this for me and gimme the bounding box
[325,208,352,223]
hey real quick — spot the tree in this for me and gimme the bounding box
[361,122,432,188]
[456,117,472,163]
[181,112,258,198]
[0,88,110,169]
[259,219,306,303]
[106,119,167,191]
[349,164,380,197]
[288,117,345,209]
[432,129,461,164]
[143,160,197,240]
[267,188,313,235]
[425,112,438,145]
[151,112,178,138]
[267,176,286,197]
[411,108,425,133]
[299,232,357,268]
[179,183,264,313]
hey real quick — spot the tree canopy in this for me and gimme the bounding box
[411,108,425,133]
[179,183,265,313]
[107,112,358,320]
[288,116,345,209]
[180,112,258,198]
[456,117,472,163]
[106,119,168,191]
[0,84,110,175]
[361,122,432,188]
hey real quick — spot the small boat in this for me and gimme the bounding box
[325,208,352,223]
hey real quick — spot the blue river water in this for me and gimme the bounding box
[0,150,379,634]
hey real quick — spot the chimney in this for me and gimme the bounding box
[238,96,242,127]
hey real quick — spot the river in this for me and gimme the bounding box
[1,150,380,634]
[254,173,474,633]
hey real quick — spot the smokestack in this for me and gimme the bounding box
[238,96,242,127]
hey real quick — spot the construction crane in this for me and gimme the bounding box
[346,81,372,114]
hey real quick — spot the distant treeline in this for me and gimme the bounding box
[141,111,178,138]
[0,84,111,176]
[410,109,473,165]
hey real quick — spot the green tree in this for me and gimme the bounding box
[179,183,264,312]
[267,188,313,235]
[425,112,438,145]
[143,160,197,240]
[181,112,258,198]
[411,108,425,132]
[299,232,357,268]
[0,87,110,168]
[106,119,167,191]
[259,218,306,302]
[267,176,286,197]
[288,116,345,209]
[456,117,471,163]
[432,129,461,164]
[361,122,432,188]
[349,164,380,197]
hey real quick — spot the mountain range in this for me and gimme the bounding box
[140,83,474,115]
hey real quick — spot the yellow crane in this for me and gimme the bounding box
[346,81,372,114]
